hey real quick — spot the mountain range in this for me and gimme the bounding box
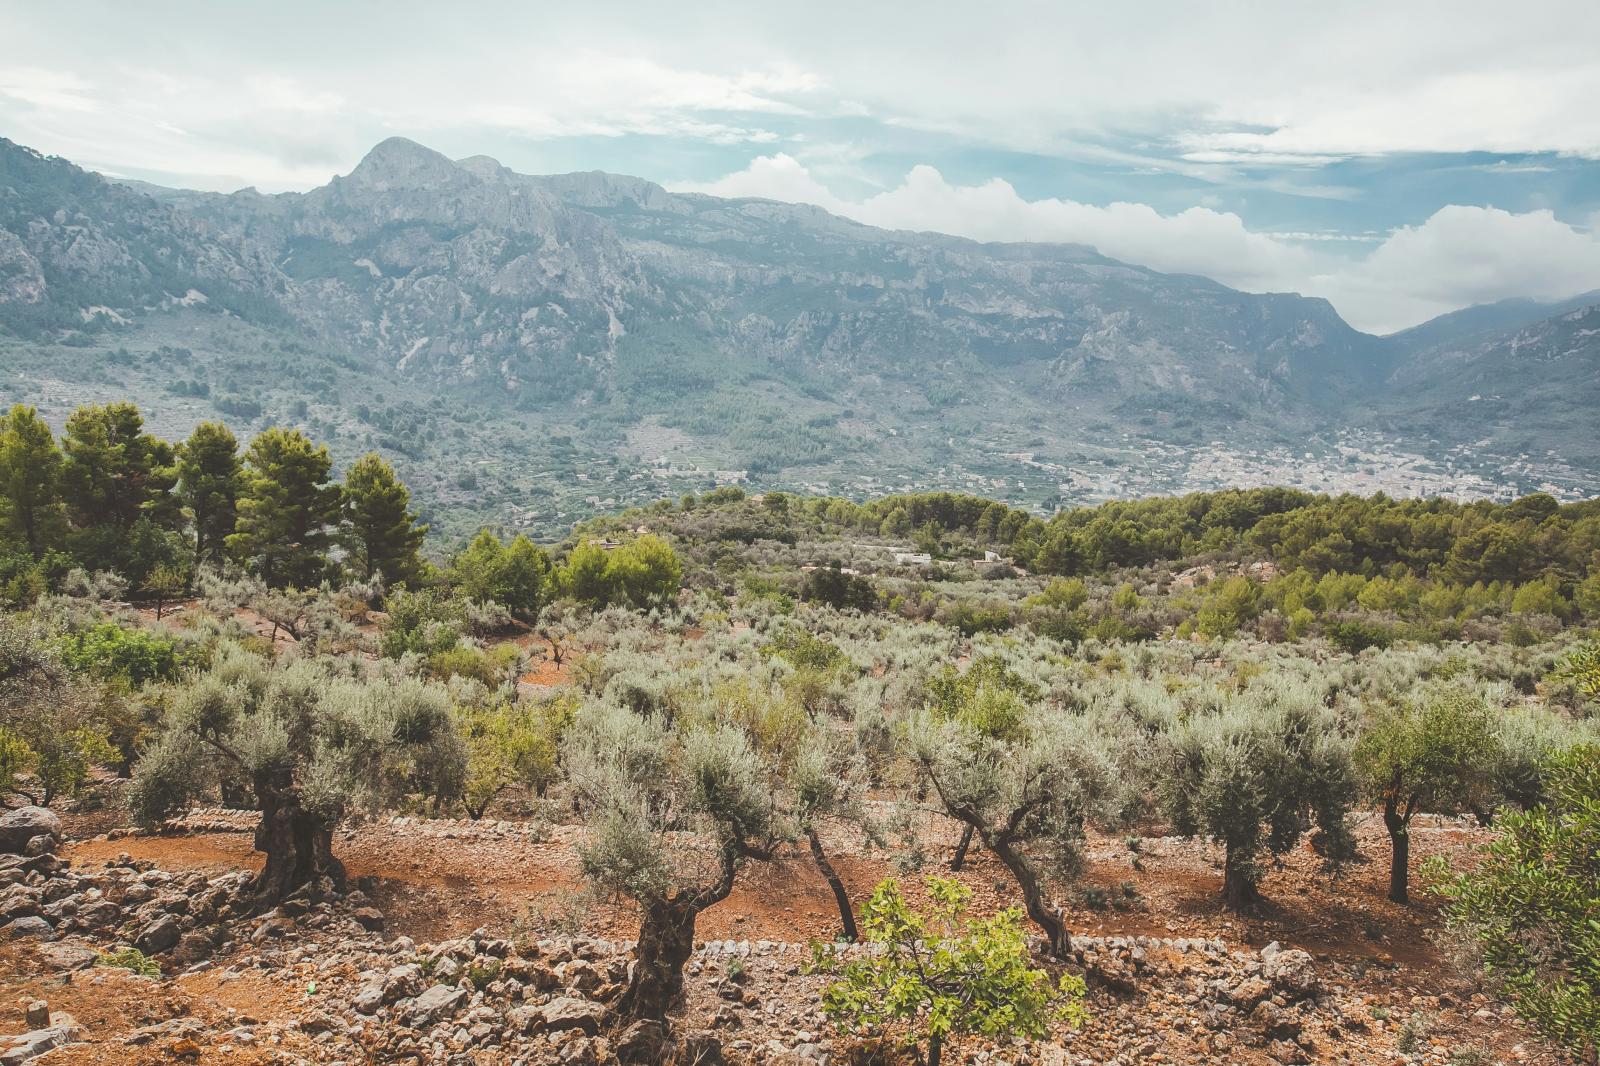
[1,134,1595,540]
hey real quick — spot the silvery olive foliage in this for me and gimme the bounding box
[1160,679,1356,908]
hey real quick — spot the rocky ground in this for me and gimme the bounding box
[0,801,1565,1066]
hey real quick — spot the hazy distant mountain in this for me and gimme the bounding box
[0,134,1594,537]
[96,136,1390,410]
[1381,299,1600,464]
[1386,290,1600,354]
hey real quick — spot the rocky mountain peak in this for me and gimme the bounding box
[343,137,465,191]
[526,171,678,213]
[453,155,510,182]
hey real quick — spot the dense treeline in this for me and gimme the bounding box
[0,401,682,620]
[797,487,1600,587]
[595,485,1598,591]
[0,400,429,598]
[571,486,1600,649]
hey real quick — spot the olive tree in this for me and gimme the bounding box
[1354,686,1498,903]
[131,644,464,906]
[790,726,873,942]
[923,655,1035,872]
[565,699,785,1032]
[909,692,1112,959]
[1162,681,1355,910]
[714,664,875,943]
[1427,744,1600,1064]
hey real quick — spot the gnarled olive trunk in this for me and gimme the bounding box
[253,774,345,907]
[618,898,702,1024]
[807,827,858,942]
[618,841,745,1034]
[1222,845,1260,912]
[979,827,1071,958]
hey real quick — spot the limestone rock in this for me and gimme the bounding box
[0,808,60,855]
[1,916,53,941]
[406,983,467,1024]
[1261,945,1320,999]
[134,914,181,955]
[536,997,604,1036]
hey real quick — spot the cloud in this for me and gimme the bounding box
[678,155,1314,293]
[1185,68,1600,163]
[3,2,1599,333]
[0,67,99,113]
[7,1,1600,188]
[1310,207,1600,330]
[678,155,1600,333]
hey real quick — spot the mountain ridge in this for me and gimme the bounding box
[0,134,1595,540]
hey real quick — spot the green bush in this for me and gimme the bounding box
[1325,618,1396,653]
[380,588,464,659]
[1427,744,1600,1062]
[810,876,1086,1066]
[97,948,160,977]
[55,622,190,687]
[426,643,522,687]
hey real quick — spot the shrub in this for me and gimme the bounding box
[801,563,876,612]
[1427,744,1600,1062]
[460,698,573,817]
[938,601,1011,636]
[97,948,160,977]
[1325,618,1395,653]
[426,643,522,687]
[1026,578,1088,612]
[465,960,502,991]
[762,627,850,675]
[1194,576,1259,638]
[55,622,189,687]
[380,589,464,659]
[810,876,1086,1066]
[1557,641,1600,701]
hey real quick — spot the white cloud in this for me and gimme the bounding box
[678,155,1600,333]
[246,76,345,115]
[6,1,1600,186]
[1185,68,1600,162]
[3,2,1599,334]
[0,67,99,113]
[1311,207,1600,329]
[678,155,1313,293]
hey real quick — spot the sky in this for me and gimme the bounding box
[4,1,1600,333]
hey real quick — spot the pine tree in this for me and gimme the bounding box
[177,421,242,568]
[0,405,64,558]
[60,402,178,533]
[341,452,426,584]
[226,428,342,588]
